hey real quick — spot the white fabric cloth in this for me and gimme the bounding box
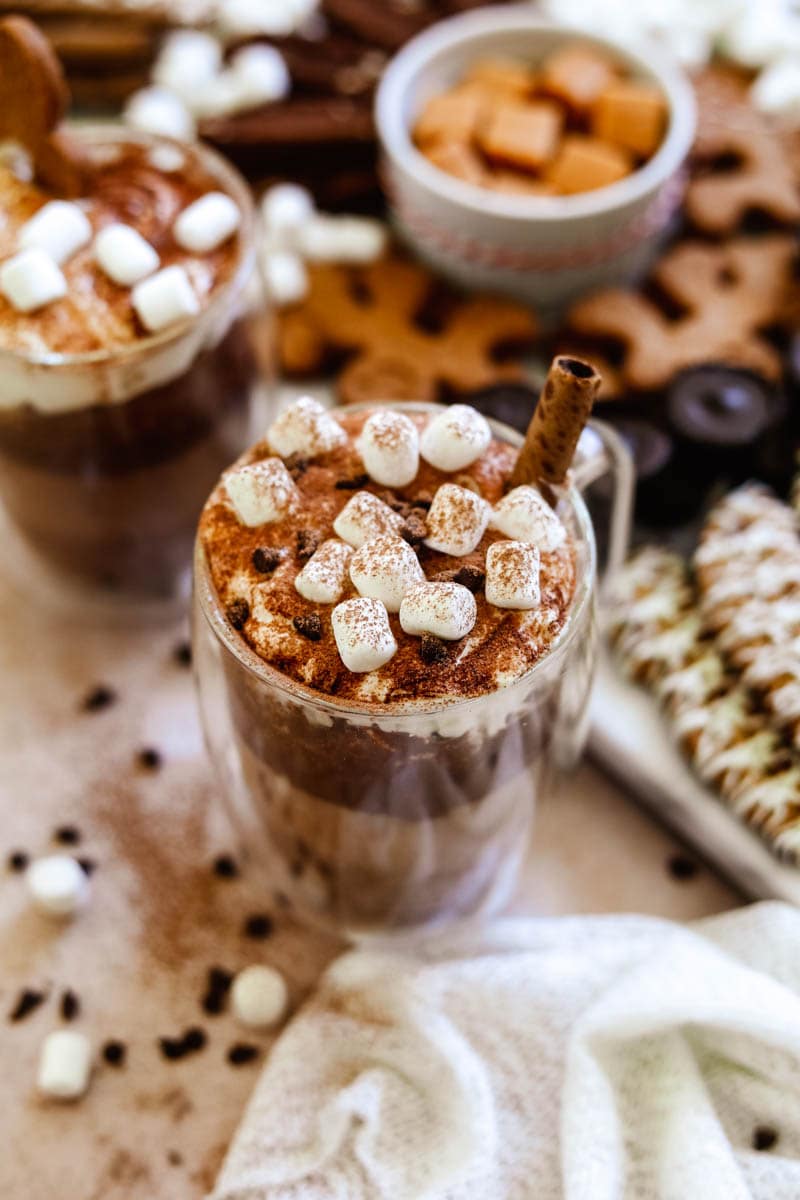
[212,903,800,1200]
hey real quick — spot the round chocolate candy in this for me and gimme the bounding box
[666,366,775,447]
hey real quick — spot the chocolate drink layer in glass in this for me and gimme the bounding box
[195,397,604,938]
[0,127,260,604]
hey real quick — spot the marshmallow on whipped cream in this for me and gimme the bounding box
[486,541,541,610]
[333,490,405,549]
[173,191,241,254]
[331,596,397,672]
[400,581,477,640]
[225,458,299,526]
[425,483,491,557]
[268,395,346,459]
[490,486,566,552]
[420,404,492,472]
[37,1030,92,1101]
[349,534,425,612]
[357,410,419,487]
[295,538,353,603]
[18,201,92,265]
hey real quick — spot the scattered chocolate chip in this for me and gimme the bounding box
[174,640,192,668]
[77,857,96,876]
[753,1125,778,1151]
[166,1149,183,1167]
[413,492,433,510]
[419,634,448,665]
[335,473,369,490]
[7,850,29,873]
[401,514,428,546]
[296,529,320,562]
[252,547,281,575]
[183,1027,206,1052]
[227,1043,260,1066]
[82,684,116,713]
[54,825,81,846]
[202,966,233,1016]
[285,453,310,479]
[9,988,46,1022]
[453,566,485,593]
[243,913,274,940]
[293,613,323,642]
[213,854,239,879]
[60,990,80,1021]
[137,747,162,771]
[159,1027,207,1061]
[667,853,699,881]
[102,1040,126,1066]
[226,599,250,631]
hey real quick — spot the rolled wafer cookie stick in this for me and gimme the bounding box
[510,355,601,490]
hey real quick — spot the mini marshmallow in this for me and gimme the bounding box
[0,248,67,313]
[124,86,196,141]
[399,581,477,640]
[225,457,299,526]
[231,964,289,1029]
[152,30,222,99]
[218,0,306,38]
[148,143,186,173]
[26,855,89,919]
[37,1031,92,1101]
[261,183,315,241]
[94,223,160,287]
[132,264,199,333]
[490,486,566,552]
[332,596,397,672]
[358,410,419,488]
[295,538,352,603]
[485,540,541,610]
[263,250,308,306]
[174,192,241,254]
[333,490,405,549]
[425,483,490,557]
[230,44,291,106]
[267,395,346,459]
[751,57,800,120]
[18,201,92,265]
[349,534,425,612]
[298,214,387,264]
[420,405,492,473]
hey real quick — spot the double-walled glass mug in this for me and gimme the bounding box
[193,403,633,940]
[0,126,267,614]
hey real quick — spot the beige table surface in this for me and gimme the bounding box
[0,542,740,1200]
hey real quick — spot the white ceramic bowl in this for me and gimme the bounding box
[376,6,696,318]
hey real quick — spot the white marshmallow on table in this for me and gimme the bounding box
[230,44,291,106]
[420,404,491,473]
[218,0,308,38]
[332,596,397,672]
[298,214,387,264]
[37,1031,92,1101]
[268,395,346,458]
[225,457,299,526]
[490,486,566,553]
[424,483,490,558]
[349,534,425,613]
[399,581,477,640]
[152,30,222,99]
[18,201,92,266]
[720,5,800,69]
[295,538,352,603]
[231,964,289,1029]
[357,410,419,488]
[174,192,241,255]
[132,264,199,333]
[261,183,315,243]
[751,57,800,121]
[485,540,541,610]
[26,855,89,919]
[94,224,160,287]
[333,490,405,549]
[0,249,67,314]
[263,250,308,306]
[124,86,196,141]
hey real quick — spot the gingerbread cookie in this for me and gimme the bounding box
[276,255,539,405]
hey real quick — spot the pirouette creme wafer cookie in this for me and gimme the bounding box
[510,355,600,489]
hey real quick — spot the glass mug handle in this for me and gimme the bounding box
[570,418,635,595]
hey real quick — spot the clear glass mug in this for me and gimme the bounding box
[193,404,633,940]
[0,126,268,614]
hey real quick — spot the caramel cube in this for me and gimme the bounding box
[463,56,534,99]
[478,100,562,172]
[592,80,667,158]
[486,170,557,197]
[539,43,618,113]
[544,134,632,194]
[424,141,487,186]
[414,87,488,147]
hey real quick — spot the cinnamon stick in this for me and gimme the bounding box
[510,355,601,490]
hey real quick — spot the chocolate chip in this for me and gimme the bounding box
[166,1150,183,1167]
[82,684,116,713]
[453,566,485,593]
[102,1040,126,1066]
[401,514,428,546]
[160,1027,207,1060]
[7,850,29,873]
[174,641,192,668]
[335,473,369,490]
[285,453,310,479]
[213,854,239,879]
[183,1027,206,1052]
[9,988,46,1022]
[667,853,699,881]
[77,857,96,876]
[252,547,281,575]
[243,913,274,940]
[54,825,81,846]
[419,634,448,665]
[202,966,233,1015]
[137,747,162,771]
[60,990,80,1021]
[227,1043,260,1066]
[226,599,250,631]
[296,529,320,562]
[413,492,433,510]
[752,1125,778,1151]
[293,613,323,642]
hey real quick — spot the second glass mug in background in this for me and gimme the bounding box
[0,127,267,612]
[194,404,634,940]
